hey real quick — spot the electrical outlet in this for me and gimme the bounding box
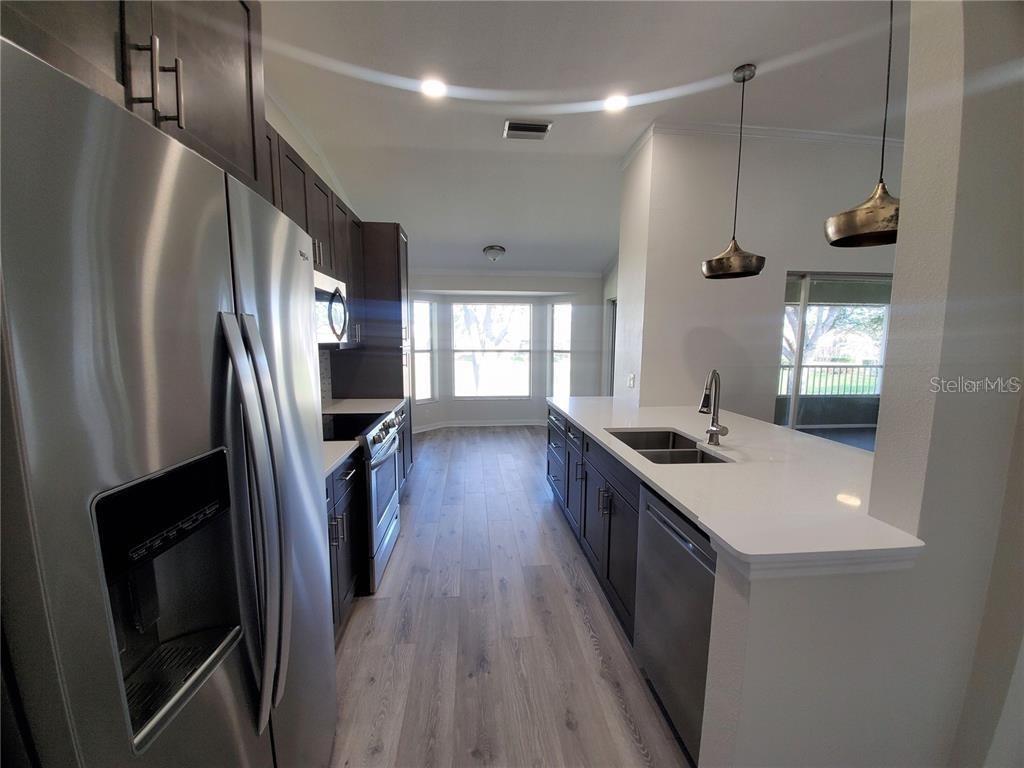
[627,373,636,388]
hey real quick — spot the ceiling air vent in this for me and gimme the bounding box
[502,120,552,140]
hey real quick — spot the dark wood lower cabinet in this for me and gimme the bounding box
[580,463,607,573]
[552,409,639,640]
[327,457,359,645]
[604,481,638,636]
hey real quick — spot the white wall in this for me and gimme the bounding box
[612,137,654,403]
[867,0,1024,762]
[701,3,1023,764]
[408,272,603,431]
[629,127,900,419]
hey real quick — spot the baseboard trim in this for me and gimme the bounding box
[413,419,546,434]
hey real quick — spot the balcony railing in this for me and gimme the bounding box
[778,364,883,396]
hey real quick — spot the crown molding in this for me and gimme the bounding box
[651,120,904,149]
[620,124,655,171]
[265,89,355,211]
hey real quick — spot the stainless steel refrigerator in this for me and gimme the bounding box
[0,40,337,767]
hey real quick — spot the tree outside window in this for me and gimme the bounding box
[452,303,531,397]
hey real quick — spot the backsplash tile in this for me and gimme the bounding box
[319,349,332,402]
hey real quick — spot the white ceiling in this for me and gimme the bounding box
[262,1,909,274]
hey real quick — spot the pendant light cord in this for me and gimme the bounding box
[732,77,745,240]
[879,0,894,182]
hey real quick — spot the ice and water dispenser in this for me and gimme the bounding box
[93,448,242,750]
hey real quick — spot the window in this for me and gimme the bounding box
[551,303,572,400]
[452,303,531,397]
[776,274,892,449]
[413,300,434,402]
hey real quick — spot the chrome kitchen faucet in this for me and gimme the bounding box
[698,369,729,446]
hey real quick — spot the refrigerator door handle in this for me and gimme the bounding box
[221,313,281,734]
[239,314,293,708]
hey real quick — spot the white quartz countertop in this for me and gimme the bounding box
[322,440,359,478]
[322,398,405,415]
[547,396,924,576]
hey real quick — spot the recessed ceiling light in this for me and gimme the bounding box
[836,493,862,508]
[603,94,628,112]
[421,78,447,98]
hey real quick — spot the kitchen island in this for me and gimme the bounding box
[546,396,923,576]
[546,395,927,767]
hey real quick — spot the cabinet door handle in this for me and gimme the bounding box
[575,461,583,481]
[340,512,347,542]
[598,488,611,515]
[328,517,339,547]
[158,56,185,129]
[342,468,356,481]
[130,34,161,113]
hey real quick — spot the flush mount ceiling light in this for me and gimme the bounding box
[483,244,505,263]
[603,94,628,112]
[702,63,766,280]
[824,0,900,247]
[420,77,447,98]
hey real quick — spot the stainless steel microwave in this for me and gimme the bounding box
[314,271,348,346]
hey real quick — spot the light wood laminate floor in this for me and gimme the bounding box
[333,426,687,768]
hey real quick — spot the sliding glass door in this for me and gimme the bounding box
[775,273,892,450]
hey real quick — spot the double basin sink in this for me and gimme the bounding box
[606,429,728,465]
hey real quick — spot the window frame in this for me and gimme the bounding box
[550,302,572,399]
[450,300,533,401]
[412,299,437,404]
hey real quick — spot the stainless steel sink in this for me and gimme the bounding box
[607,429,698,451]
[637,448,727,465]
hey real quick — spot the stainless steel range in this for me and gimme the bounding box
[323,401,406,593]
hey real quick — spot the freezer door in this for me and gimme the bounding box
[227,176,338,766]
[0,41,273,768]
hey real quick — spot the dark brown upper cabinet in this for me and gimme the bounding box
[3,1,272,200]
[361,223,410,350]
[1,1,126,104]
[348,218,365,344]
[307,174,333,274]
[260,121,282,208]
[278,135,311,231]
[329,194,352,284]
[124,1,268,197]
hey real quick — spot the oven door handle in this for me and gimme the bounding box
[220,313,279,735]
[369,432,401,469]
[239,314,293,709]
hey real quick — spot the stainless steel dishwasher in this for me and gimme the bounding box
[634,486,717,765]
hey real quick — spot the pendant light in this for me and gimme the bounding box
[702,63,766,279]
[825,0,900,246]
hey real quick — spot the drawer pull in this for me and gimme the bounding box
[341,468,356,481]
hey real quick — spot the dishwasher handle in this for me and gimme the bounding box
[648,506,716,576]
